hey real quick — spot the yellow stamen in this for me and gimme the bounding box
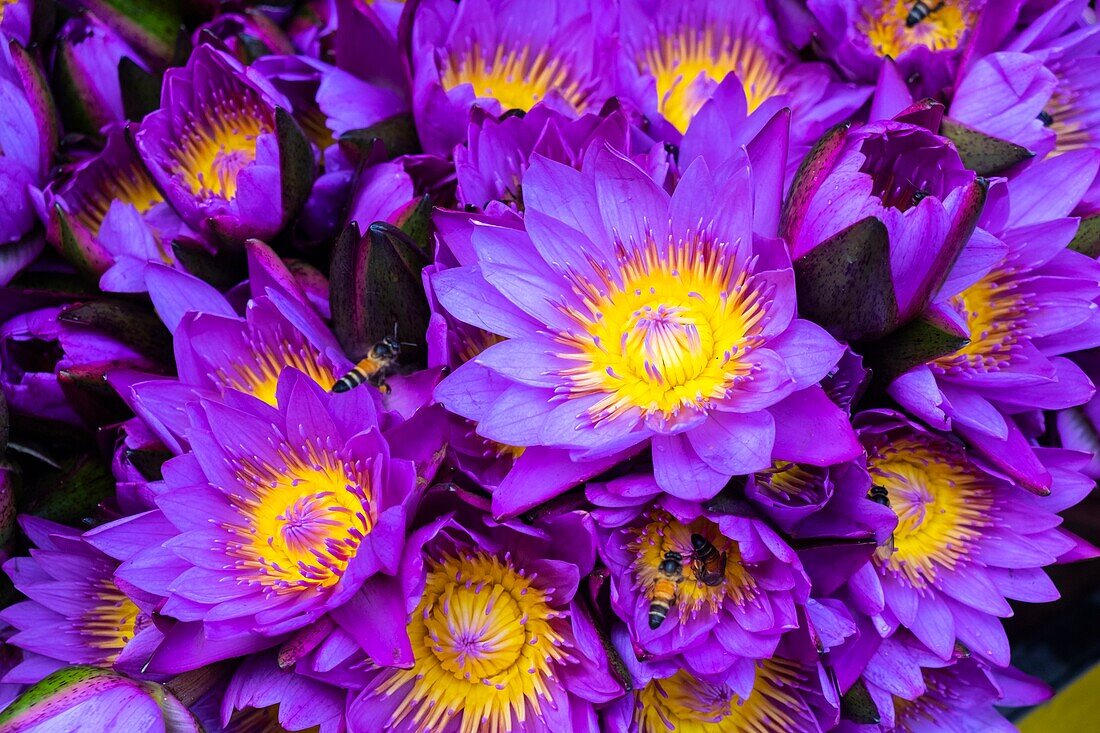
[214,336,340,407]
[640,27,784,133]
[754,462,822,505]
[69,165,164,237]
[635,660,807,733]
[860,0,974,59]
[933,265,1030,375]
[78,578,141,665]
[1046,81,1097,156]
[867,433,993,588]
[630,510,757,619]
[442,44,592,113]
[172,92,271,201]
[227,441,375,593]
[373,551,573,733]
[557,235,770,424]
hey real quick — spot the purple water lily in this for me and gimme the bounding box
[0,517,161,682]
[88,369,419,673]
[848,411,1095,666]
[410,0,610,155]
[433,143,860,516]
[134,44,313,244]
[589,475,810,683]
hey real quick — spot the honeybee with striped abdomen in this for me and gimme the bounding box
[332,336,402,394]
[906,1,945,27]
[689,533,727,587]
[648,550,684,629]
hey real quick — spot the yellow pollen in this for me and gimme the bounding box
[933,265,1030,374]
[1046,80,1096,156]
[867,434,993,588]
[373,551,574,733]
[172,94,271,201]
[227,443,375,593]
[78,578,141,665]
[214,338,339,407]
[441,44,592,113]
[630,510,757,619]
[860,0,974,59]
[69,165,164,237]
[640,27,784,133]
[755,462,822,505]
[635,660,806,733]
[557,235,769,424]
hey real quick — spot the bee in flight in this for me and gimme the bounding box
[648,550,684,629]
[689,534,727,587]
[332,336,402,394]
[906,1,945,27]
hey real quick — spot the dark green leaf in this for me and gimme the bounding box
[24,454,115,526]
[794,217,899,340]
[330,222,368,357]
[55,205,114,282]
[841,679,881,725]
[340,114,421,158]
[125,449,172,481]
[276,107,315,227]
[78,0,184,67]
[119,57,162,121]
[172,239,247,289]
[394,194,433,256]
[1069,215,1100,258]
[59,300,174,367]
[866,311,970,386]
[940,118,1033,175]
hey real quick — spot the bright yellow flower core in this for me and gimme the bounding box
[442,44,593,113]
[557,236,770,424]
[867,432,992,588]
[226,439,375,594]
[630,510,757,621]
[78,578,141,665]
[860,0,974,59]
[374,551,574,733]
[213,329,340,407]
[172,90,271,202]
[640,27,784,133]
[70,165,164,237]
[932,265,1030,375]
[635,661,807,733]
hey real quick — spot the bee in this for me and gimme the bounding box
[867,486,897,562]
[911,189,931,207]
[648,550,684,629]
[905,1,945,27]
[1038,110,1054,127]
[332,336,402,394]
[689,534,727,587]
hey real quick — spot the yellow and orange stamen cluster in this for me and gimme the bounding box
[932,264,1033,376]
[211,330,340,407]
[371,550,574,733]
[77,578,142,666]
[754,462,826,508]
[866,432,994,588]
[172,88,272,202]
[223,439,375,594]
[634,660,807,733]
[557,235,772,426]
[442,44,594,114]
[639,26,785,133]
[67,164,165,238]
[629,510,757,622]
[859,0,976,59]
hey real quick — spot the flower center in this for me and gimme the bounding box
[629,510,756,621]
[226,441,374,593]
[173,92,271,202]
[640,27,784,133]
[867,434,993,588]
[442,44,592,113]
[373,551,573,733]
[213,330,340,406]
[754,462,826,507]
[932,265,1031,375]
[77,578,141,665]
[860,0,975,59]
[1043,64,1100,156]
[635,661,807,732]
[70,165,164,236]
[557,236,771,425]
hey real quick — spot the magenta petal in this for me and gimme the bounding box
[330,575,413,667]
[685,410,775,475]
[652,433,729,500]
[768,386,863,466]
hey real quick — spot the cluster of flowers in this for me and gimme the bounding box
[1,0,1099,730]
